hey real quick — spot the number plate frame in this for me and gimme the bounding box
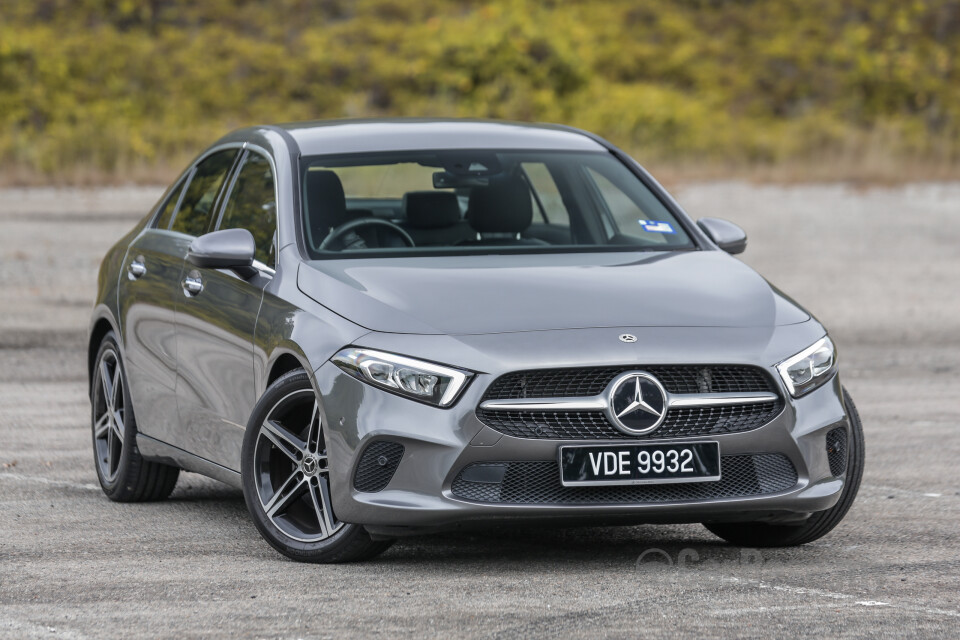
[558,442,721,487]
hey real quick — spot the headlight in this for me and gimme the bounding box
[331,348,472,407]
[776,336,837,397]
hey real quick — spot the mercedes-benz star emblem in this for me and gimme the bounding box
[302,455,319,477]
[606,372,668,435]
[619,334,637,343]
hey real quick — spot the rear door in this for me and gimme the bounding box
[174,149,277,471]
[117,176,191,442]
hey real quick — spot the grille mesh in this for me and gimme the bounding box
[476,402,781,440]
[826,426,848,476]
[477,365,782,441]
[451,454,798,505]
[483,365,775,400]
[353,441,404,493]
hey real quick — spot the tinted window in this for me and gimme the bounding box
[171,149,237,237]
[218,152,277,267]
[153,176,187,230]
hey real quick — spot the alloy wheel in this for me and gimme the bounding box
[92,347,125,482]
[253,390,343,542]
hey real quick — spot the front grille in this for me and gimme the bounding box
[483,365,775,400]
[477,365,783,440]
[353,441,404,492]
[826,426,848,476]
[477,403,781,440]
[451,454,798,505]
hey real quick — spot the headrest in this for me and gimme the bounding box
[403,191,462,229]
[467,174,532,234]
[305,170,348,231]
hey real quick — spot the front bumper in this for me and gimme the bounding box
[314,352,851,531]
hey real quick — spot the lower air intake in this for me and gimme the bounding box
[826,426,848,477]
[451,454,798,505]
[353,441,404,492]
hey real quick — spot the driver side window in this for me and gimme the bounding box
[218,152,277,268]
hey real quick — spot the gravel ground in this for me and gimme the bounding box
[1,183,958,639]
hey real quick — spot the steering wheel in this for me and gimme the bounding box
[318,217,416,251]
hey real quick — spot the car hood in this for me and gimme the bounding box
[297,251,810,335]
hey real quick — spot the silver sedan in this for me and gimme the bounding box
[88,119,863,562]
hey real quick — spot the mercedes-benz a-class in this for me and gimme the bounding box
[89,120,863,562]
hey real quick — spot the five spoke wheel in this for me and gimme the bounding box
[253,390,343,542]
[242,368,393,561]
[93,347,125,481]
[90,331,179,502]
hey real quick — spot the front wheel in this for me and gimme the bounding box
[703,386,865,547]
[240,369,392,563]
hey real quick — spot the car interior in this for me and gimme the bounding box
[300,151,692,255]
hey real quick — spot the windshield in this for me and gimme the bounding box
[300,150,695,258]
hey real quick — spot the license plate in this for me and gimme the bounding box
[559,442,721,486]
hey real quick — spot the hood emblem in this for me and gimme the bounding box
[619,334,637,343]
[607,372,668,435]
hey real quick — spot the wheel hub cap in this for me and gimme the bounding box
[301,455,319,478]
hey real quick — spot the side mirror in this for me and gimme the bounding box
[696,217,747,255]
[187,228,255,270]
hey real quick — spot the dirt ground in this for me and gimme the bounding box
[1,182,958,638]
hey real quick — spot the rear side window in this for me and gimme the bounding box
[171,149,237,237]
[154,176,187,229]
[218,152,277,267]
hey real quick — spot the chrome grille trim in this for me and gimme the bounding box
[480,391,779,412]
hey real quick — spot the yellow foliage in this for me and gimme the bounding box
[1,0,959,176]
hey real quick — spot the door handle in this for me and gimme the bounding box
[127,257,147,280]
[182,274,203,296]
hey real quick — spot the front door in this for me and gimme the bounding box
[175,150,277,471]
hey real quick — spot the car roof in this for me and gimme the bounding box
[262,118,608,156]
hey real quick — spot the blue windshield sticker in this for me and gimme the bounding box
[639,220,675,233]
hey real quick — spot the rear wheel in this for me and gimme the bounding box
[241,369,392,563]
[91,331,180,501]
[703,387,864,547]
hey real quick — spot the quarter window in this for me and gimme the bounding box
[218,152,277,267]
[171,149,237,237]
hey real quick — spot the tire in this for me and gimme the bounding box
[703,386,865,547]
[240,368,392,563]
[91,331,180,502]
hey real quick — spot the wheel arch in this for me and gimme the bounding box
[88,311,120,395]
[268,352,309,386]
[260,342,321,399]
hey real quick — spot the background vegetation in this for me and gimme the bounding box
[2,0,959,183]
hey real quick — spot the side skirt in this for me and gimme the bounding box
[136,433,242,489]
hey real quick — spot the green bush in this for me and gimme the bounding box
[1,0,958,177]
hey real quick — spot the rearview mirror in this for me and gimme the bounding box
[696,217,747,255]
[187,228,255,270]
